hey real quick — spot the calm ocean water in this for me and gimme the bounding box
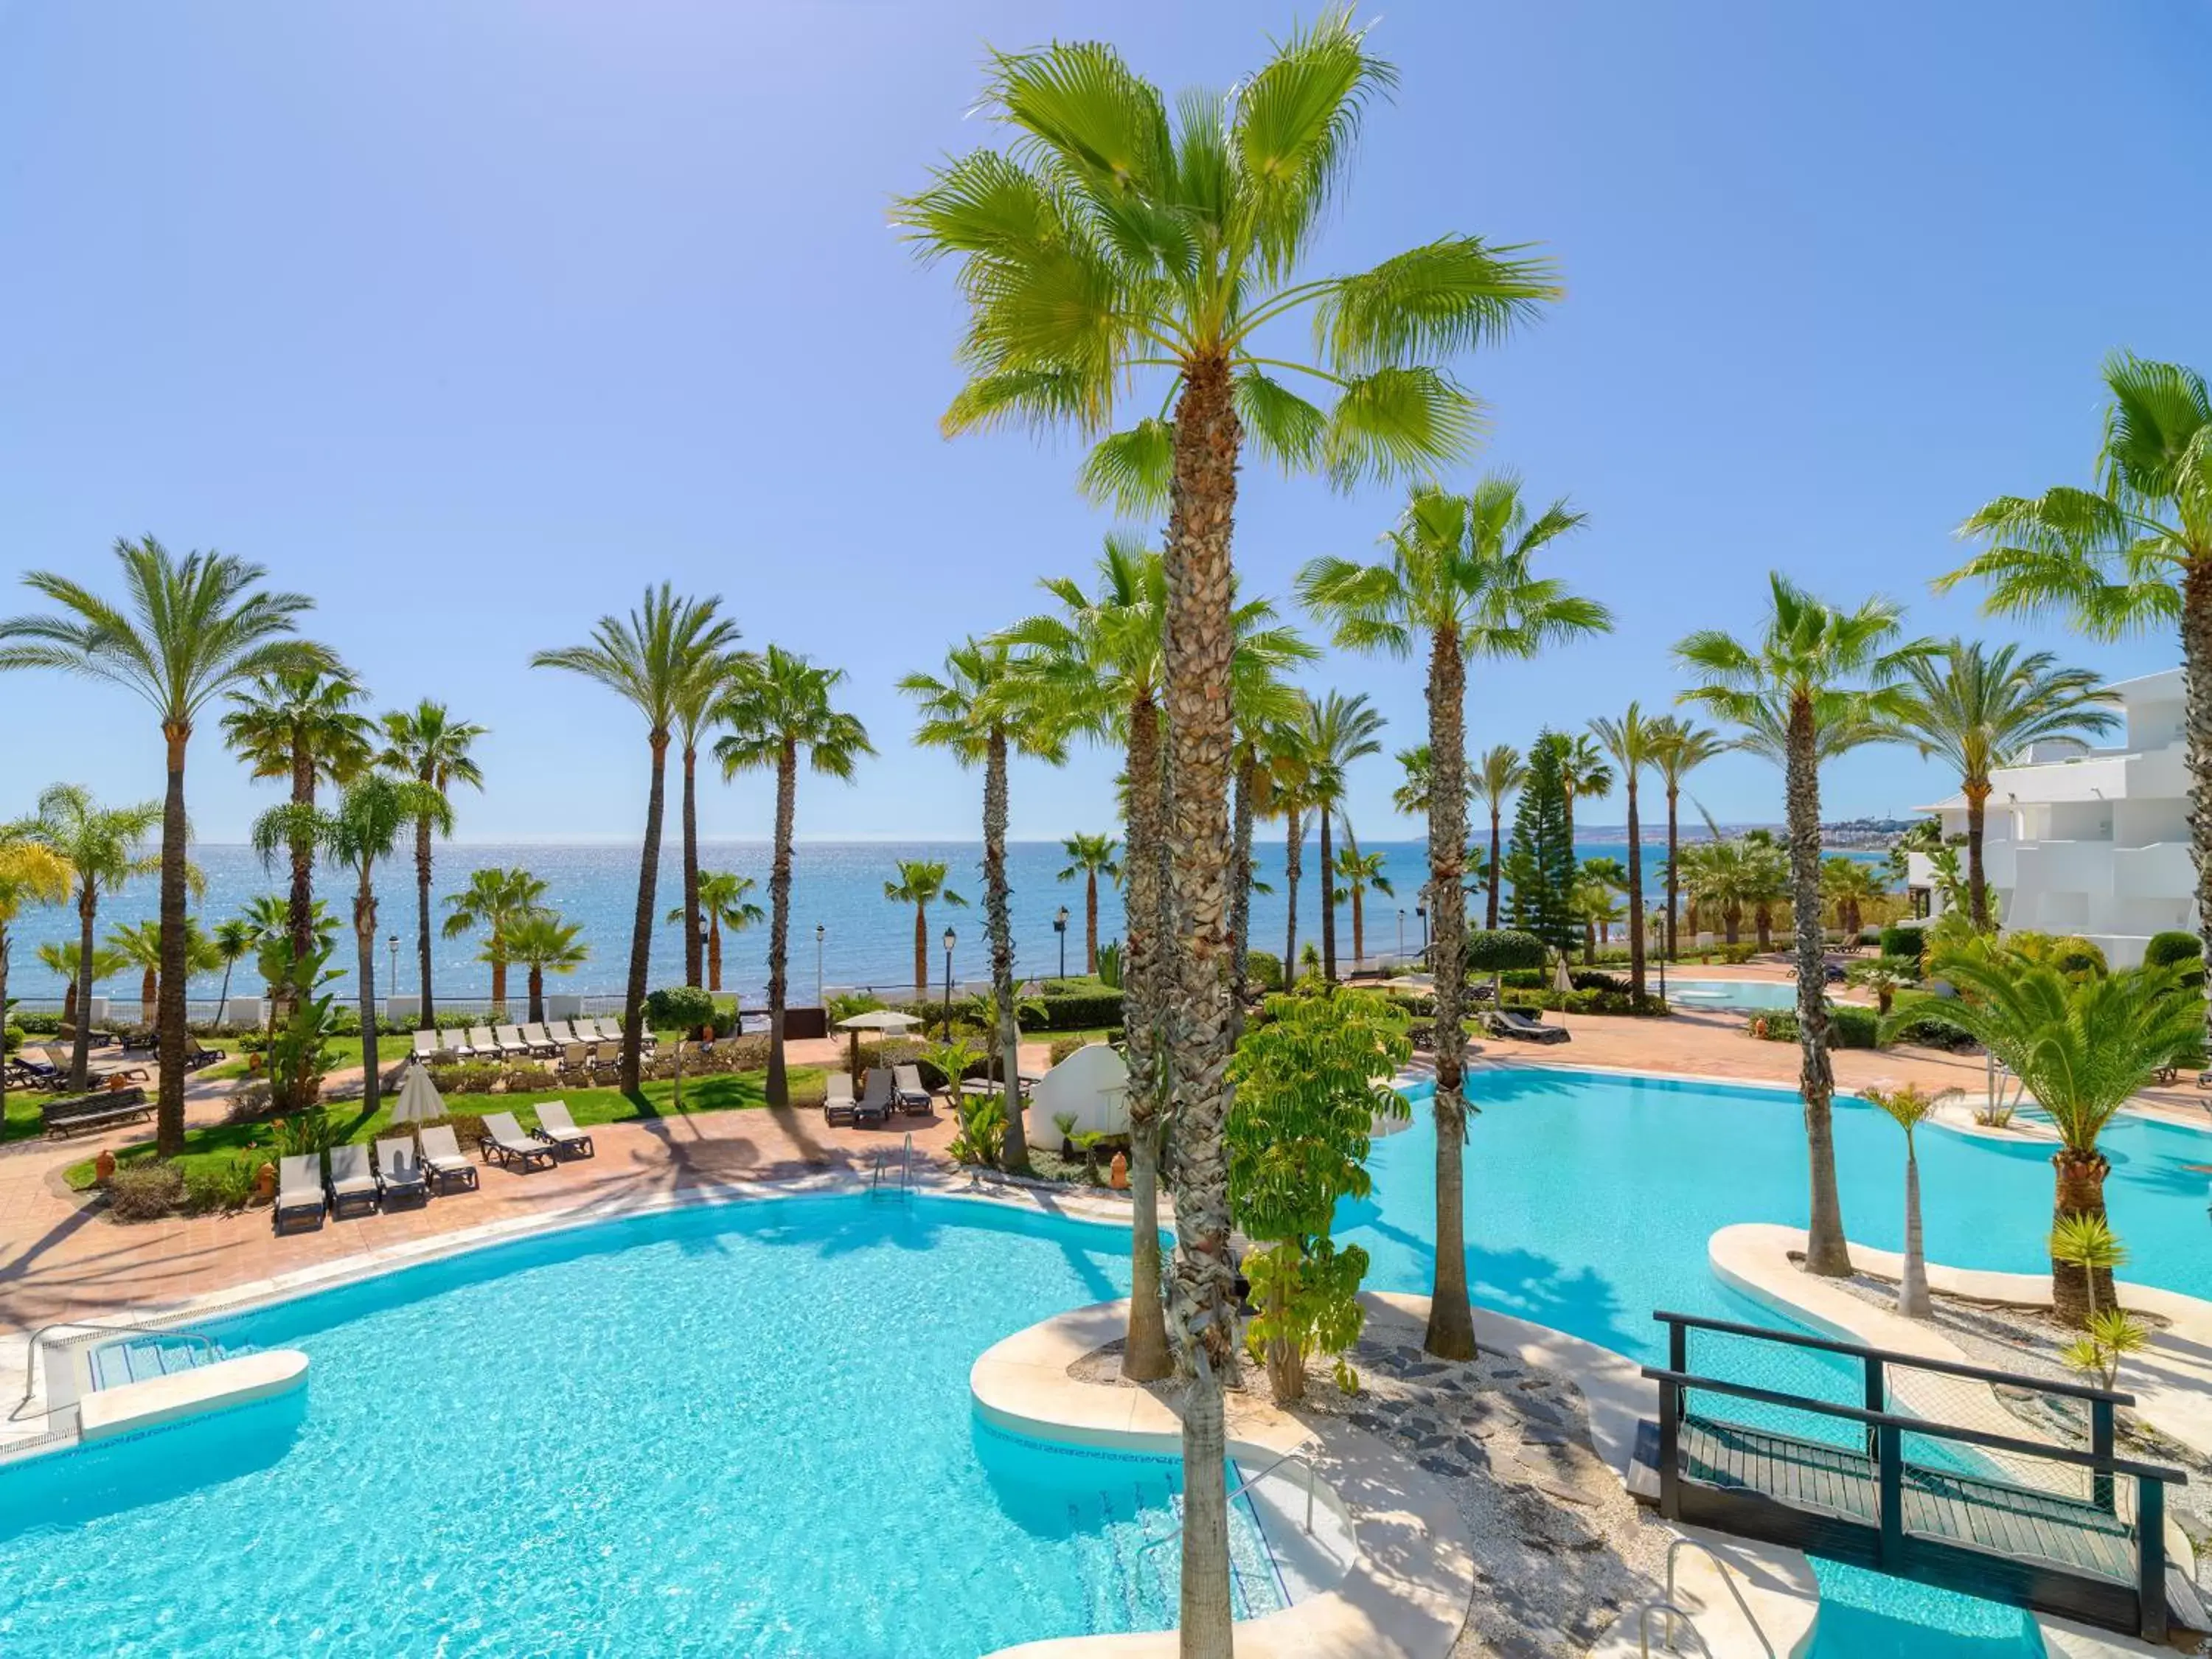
[7,836,1865,1010]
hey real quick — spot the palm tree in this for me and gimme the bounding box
[1860,1082,1957,1321]
[1331,832,1393,967]
[107,920,167,1028]
[1941,355,2212,1035]
[222,665,372,971]
[1677,574,1929,1277]
[376,700,487,1026]
[209,915,258,1019]
[1589,704,1659,998]
[898,20,1560,1624]
[1739,830,1792,950]
[1300,475,1610,1358]
[1899,949,2200,1326]
[25,785,161,1088]
[1056,834,1121,975]
[1887,641,2119,931]
[259,774,453,1119]
[1467,745,1526,932]
[507,912,591,1026]
[1301,692,1385,982]
[0,832,72,1121]
[669,871,764,995]
[1229,700,1314,1012]
[1822,856,1884,939]
[1546,731,1613,866]
[0,538,322,1152]
[1391,744,1434,818]
[883,858,969,997]
[441,868,548,1015]
[534,585,742,1091]
[37,940,125,1031]
[1272,709,1320,979]
[672,644,748,990]
[714,645,872,1106]
[1000,539,1309,1379]
[902,639,1067,1174]
[1646,717,1728,959]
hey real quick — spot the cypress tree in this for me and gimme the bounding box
[1508,730,1579,953]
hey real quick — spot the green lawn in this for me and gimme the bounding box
[201,1032,414,1081]
[64,1064,830,1189]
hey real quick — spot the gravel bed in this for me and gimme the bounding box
[1073,1331,1671,1656]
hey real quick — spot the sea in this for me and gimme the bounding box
[5,836,1883,1012]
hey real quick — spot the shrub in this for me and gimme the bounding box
[1465,929,1549,974]
[1879,924,1923,959]
[1048,1034,1095,1065]
[1244,950,1283,994]
[1094,940,1124,989]
[1032,990,1124,1031]
[1746,1004,1882,1048]
[13,1011,63,1035]
[1887,1012,1980,1052]
[3,1024,21,1055]
[184,1156,258,1214]
[1719,944,1758,965]
[1502,987,1669,1018]
[2146,931,2204,987]
[645,984,717,1032]
[108,1161,186,1221]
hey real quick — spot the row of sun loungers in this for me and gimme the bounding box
[823,1065,936,1127]
[274,1107,596,1231]
[410,1019,657,1065]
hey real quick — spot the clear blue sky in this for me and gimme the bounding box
[3,1,2205,844]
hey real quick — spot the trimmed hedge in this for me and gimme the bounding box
[1467,930,1549,973]
[2146,931,2204,988]
[1500,987,1669,1017]
[13,1012,63,1035]
[1746,1004,1882,1049]
[1244,951,1284,995]
[1878,925,1923,959]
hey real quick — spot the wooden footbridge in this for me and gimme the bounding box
[1632,1310,2202,1642]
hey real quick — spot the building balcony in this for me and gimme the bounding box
[1987,752,2132,805]
[2111,841,2194,900]
[2009,838,2115,895]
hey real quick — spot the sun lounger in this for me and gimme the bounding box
[465,1026,500,1060]
[494,1024,530,1058]
[892,1064,933,1114]
[532,1101,595,1157]
[479,1110,556,1171]
[418,1124,480,1192]
[325,1143,381,1218]
[853,1068,893,1127]
[1486,1007,1571,1045]
[8,1051,62,1088]
[375,1136,428,1203]
[824,1071,857,1126]
[518,1023,559,1057]
[560,1041,592,1077]
[412,1030,439,1063]
[274,1153,326,1231]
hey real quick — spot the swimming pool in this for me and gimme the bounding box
[1357,1067,2212,1655]
[1666,977,1817,1012]
[0,1194,1284,1658]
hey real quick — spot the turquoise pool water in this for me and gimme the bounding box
[1666,977,1812,1012]
[0,1194,1284,1658]
[1361,1067,2212,1655]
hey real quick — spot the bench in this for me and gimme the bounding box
[41,1087,153,1138]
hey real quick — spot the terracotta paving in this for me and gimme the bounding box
[5,1004,2207,1345]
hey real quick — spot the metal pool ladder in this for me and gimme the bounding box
[11,1318,224,1421]
[1137,1447,1319,1556]
[871,1133,914,1201]
[1640,1537,1773,1658]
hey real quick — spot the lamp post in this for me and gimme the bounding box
[942,926,956,1040]
[815,923,825,1009]
[386,934,398,1018]
[1416,901,1428,959]
[1054,905,1069,981]
[1396,908,1405,964]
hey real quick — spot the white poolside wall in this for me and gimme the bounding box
[1908,667,2196,967]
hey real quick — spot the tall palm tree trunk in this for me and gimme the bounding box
[1624,776,1646,999]
[683,744,704,988]
[984,727,1028,1173]
[489,946,507,1016]
[620,734,668,1093]
[1228,753,1256,1026]
[1964,782,1991,931]
[156,727,190,1157]
[1350,885,1365,965]
[1318,808,1337,982]
[1788,693,1849,1276]
[1664,787,1680,960]
[1282,807,1303,975]
[1161,357,1239,1658]
[2184,569,2212,1057]
[765,744,797,1107]
[1121,698,1172,1382]
[1425,624,1477,1360]
[529,965,546,1026]
[912,904,928,998]
[287,740,316,967]
[1085,869,1099,975]
[2052,1152,2115,1329]
[413,810,436,1026]
[139,967,156,1029]
[354,873,382,1120]
[708,917,723,994]
[0,938,10,1124]
[70,888,96,1091]
[1486,804,1503,931]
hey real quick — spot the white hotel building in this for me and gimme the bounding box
[1907,668,2198,968]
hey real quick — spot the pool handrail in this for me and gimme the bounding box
[1137,1445,1318,1554]
[1663,1537,1773,1658]
[12,1318,223,1421]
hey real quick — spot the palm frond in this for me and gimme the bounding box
[1320,365,1484,489]
[1078,418,1175,512]
[1312,237,1560,375]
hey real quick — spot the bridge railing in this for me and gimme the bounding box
[1645,1310,2190,1642]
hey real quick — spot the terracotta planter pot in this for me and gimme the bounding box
[254,1161,276,1200]
[94,1148,116,1186]
[1108,1151,1130,1191]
